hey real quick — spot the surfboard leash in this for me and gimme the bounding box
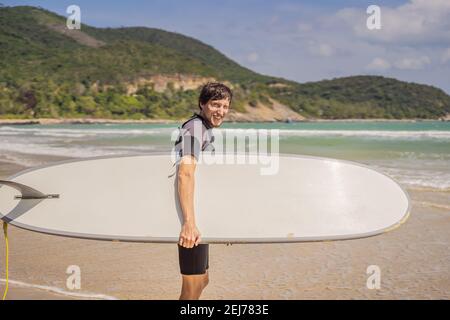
[2,221,8,300]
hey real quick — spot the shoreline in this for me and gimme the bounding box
[0,280,113,300]
[0,117,447,126]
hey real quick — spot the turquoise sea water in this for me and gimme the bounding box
[0,121,449,190]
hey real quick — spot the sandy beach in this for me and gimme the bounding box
[0,153,449,300]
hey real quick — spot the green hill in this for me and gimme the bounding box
[268,76,450,119]
[1,5,449,120]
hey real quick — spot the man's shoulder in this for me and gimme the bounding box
[182,116,202,129]
[181,114,211,134]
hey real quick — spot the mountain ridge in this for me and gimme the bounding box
[0,5,449,121]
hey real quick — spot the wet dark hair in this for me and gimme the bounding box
[198,82,232,110]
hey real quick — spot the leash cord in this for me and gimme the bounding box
[2,222,8,300]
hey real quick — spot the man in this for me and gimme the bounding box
[174,82,232,300]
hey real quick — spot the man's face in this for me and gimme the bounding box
[200,98,230,127]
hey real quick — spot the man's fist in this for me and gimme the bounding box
[179,222,201,248]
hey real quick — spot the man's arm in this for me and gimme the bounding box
[177,155,202,248]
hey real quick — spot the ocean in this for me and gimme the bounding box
[0,121,449,191]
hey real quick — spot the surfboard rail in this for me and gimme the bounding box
[0,153,411,244]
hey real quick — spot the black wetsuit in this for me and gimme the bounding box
[174,113,214,275]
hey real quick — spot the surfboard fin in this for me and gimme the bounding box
[0,180,59,200]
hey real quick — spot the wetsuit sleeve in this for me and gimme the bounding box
[178,120,204,161]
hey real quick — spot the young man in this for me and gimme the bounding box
[174,82,232,300]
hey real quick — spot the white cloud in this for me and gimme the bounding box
[275,3,306,13]
[269,15,279,25]
[297,23,312,32]
[442,48,450,63]
[335,0,450,45]
[394,56,431,70]
[247,52,259,62]
[308,42,335,57]
[366,57,391,71]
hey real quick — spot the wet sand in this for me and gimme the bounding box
[0,284,79,300]
[0,156,449,300]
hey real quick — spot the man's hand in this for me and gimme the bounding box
[179,222,201,248]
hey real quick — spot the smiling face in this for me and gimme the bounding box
[200,98,230,128]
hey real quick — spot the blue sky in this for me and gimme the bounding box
[3,0,450,93]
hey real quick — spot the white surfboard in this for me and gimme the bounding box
[0,154,410,243]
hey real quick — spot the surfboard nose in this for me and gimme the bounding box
[0,182,20,221]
